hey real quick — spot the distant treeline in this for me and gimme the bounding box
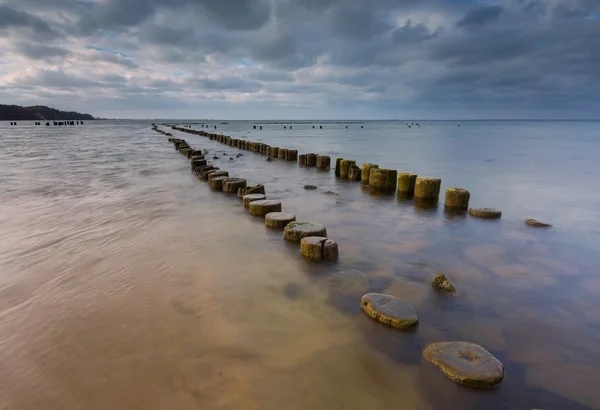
[0,104,95,121]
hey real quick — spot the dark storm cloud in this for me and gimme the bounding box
[0,4,59,39]
[13,41,70,60]
[456,5,504,28]
[2,0,600,118]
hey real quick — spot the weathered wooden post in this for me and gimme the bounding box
[316,155,331,169]
[369,169,397,192]
[339,160,356,178]
[361,163,378,184]
[444,188,470,210]
[397,173,418,198]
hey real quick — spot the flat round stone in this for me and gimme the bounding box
[468,208,502,219]
[360,293,418,329]
[423,342,504,388]
[265,212,296,229]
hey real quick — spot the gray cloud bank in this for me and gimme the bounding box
[0,0,599,119]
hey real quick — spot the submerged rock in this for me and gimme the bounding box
[304,185,317,190]
[525,218,551,227]
[265,212,296,229]
[423,342,504,388]
[266,157,273,162]
[360,293,418,330]
[431,273,456,293]
[300,237,339,261]
[283,221,327,243]
[468,208,502,219]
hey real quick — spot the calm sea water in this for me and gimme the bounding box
[0,119,599,410]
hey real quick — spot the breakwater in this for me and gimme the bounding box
[165,124,551,227]
[157,123,523,390]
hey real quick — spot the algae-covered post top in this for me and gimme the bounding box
[397,172,418,197]
[265,212,296,229]
[300,237,339,261]
[414,177,442,200]
[339,160,356,178]
[249,200,282,217]
[369,169,397,192]
[444,188,470,210]
[361,163,379,184]
[283,221,327,243]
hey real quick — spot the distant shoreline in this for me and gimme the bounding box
[0,104,95,121]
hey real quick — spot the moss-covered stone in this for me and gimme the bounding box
[423,342,504,388]
[298,154,307,165]
[468,208,502,219]
[316,155,331,169]
[361,163,379,184]
[339,160,356,178]
[306,153,317,166]
[283,221,327,243]
[209,175,228,191]
[265,212,296,229]
[415,177,442,200]
[360,293,418,329]
[222,178,247,193]
[249,200,282,217]
[278,148,289,160]
[444,188,470,210]
[243,194,266,208]
[431,273,456,293]
[335,158,344,177]
[348,164,362,181]
[300,237,339,261]
[397,172,417,197]
[369,169,397,192]
[525,218,551,227]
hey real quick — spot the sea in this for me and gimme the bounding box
[0,119,599,410]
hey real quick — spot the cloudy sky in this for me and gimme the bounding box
[0,0,598,119]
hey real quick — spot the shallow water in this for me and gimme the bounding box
[0,119,599,409]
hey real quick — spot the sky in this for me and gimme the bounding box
[0,0,599,119]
